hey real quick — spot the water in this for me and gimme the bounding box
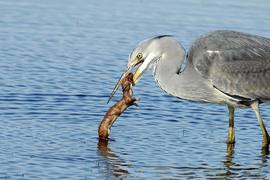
[1,0,270,179]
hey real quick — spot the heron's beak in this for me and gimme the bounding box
[107,60,144,103]
[133,63,143,85]
[107,66,133,103]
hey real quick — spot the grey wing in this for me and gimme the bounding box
[191,30,270,101]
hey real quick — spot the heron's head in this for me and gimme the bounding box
[108,36,169,103]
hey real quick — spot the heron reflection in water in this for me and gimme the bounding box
[108,30,270,149]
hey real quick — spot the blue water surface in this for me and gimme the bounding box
[0,0,270,179]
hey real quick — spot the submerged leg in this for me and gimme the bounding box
[226,105,235,144]
[250,101,270,148]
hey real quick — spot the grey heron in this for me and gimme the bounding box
[108,30,270,148]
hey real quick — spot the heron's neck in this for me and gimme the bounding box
[153,43,207,102]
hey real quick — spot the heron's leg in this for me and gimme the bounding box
[226,105,235,144]
[250,101,270,148]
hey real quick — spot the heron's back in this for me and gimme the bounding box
[187,30,270,103]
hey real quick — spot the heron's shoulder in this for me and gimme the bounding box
[188,30,270,62]
[191,30,270,50]
[196,30,268,40]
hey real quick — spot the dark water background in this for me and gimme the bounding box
[1,0,270,179]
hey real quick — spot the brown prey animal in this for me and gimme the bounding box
[99,73,139,140]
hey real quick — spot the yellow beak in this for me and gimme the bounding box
[133,63,143,85]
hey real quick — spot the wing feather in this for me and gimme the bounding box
[190,30,270,100]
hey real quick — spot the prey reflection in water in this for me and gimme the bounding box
[97,140,130,178]
[108,30,270,149]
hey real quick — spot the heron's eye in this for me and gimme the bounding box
[137,53,142,59]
